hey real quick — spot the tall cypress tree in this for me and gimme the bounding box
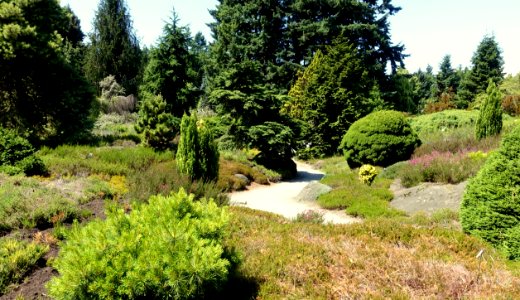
[85,0,142,95]
[476,80,503,140]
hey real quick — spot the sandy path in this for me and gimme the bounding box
[229,161,359,224]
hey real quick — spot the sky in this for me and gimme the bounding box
[62,0,520,75]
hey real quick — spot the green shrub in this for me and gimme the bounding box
[47,189,234,299]
[199,124,220,182]
[176,114,201,179]
[410,109,479,137]
[358,164,378,185]
[460,124,520,259]
[0,237,48,294]
[135,93,178,150]
[0,127,47,176]
[340,110,421,168]
[476,81,503,140]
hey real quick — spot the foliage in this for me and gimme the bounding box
[340,110,421,168]
[92,113,141,144]
[411,65,439,112]
[316,157,399,218]
[461,125,520,260]
[98,75,136,114]
[134,93,178,151]
[140,11,200,118]
[388,68,417,113]
[0,237,48,294]
[436,55,460,94]
[423,91,456,113]
[457,35,504,106]
[176,114,201,179]
[399,150,488,187]
[227,206,520,298]
[47,189,234,299]
[410,109,479,137]
[359,164,378,186]
[0,0,95,143]
[284,42,385,157]
[0,174,81,231]
[502,95,520,116]
[0,127,47,176]
[476,81,503,140]
[294,210,324,224]
[198,124,220,181]
[84,0,142,95]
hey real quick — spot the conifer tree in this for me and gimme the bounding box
[135,94,177,151]
[85,0,142,95]
[198,125,219,182]
[437,55,460,94]
[176,114,200,179]
[476,80,503,140]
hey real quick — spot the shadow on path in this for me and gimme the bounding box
[287,170,324,183]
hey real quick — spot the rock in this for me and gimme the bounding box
[295,182,332,202]
[233,174,250,184]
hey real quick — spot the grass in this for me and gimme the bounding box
[0,237,48,294]
[226,207,520,299]
[315,157,402,218]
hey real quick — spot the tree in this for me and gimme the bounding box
[437,55,460,94]
[198,125,220,182]
[135,94,178,151]
[457,35,504,106]
[140,11,199,118]
[85,0,142,95]
[0,0,95,144]
[475,80,502,140]
[283,41,384,158]
[411,66,439,112]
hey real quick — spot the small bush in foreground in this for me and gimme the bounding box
[294,210,324,224]
[340,110,421,168]
[0,237,48,294]
[358,164,378,185]
[48,189,234,299]
[461,125,520,260]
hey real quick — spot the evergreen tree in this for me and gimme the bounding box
[198,125,220,182]
[389,68,416,113]
[0,0,95,144]
[457,35,504,106]
[85,0,142,95]
[176,114,200,180]
[476,80,503,140]
[135,94,177,151]
[140,11,198,118]
[437,55,460,94]
[412,66,439,112]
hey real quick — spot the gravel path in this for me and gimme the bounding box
[229,162,359,224]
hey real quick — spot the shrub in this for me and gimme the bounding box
[0,237,48,294]
[502,94,520,116]
[294,210,324,224]
[135,94,178,151]
[358,164,378,185]
[460,124,520,259]
[340,110,421,168]
[410,109,479,137]
[476,81,503,140]
[199,124,220,182]
[47,189,234,299]
[176,114,201,179]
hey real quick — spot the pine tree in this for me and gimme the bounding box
[85,0,142,95]
[437,55,460,94]
[135,94,177,151]
[476,80,503,140]
[140,11,198,118]
[176,114,200,179]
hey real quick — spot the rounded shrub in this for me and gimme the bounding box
[340,110,421,168]
[47,189,234,299]
[460,125,520,260]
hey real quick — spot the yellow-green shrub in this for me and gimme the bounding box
[47,189,234,299]
[358,164,378,185]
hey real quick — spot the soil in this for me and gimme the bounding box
[389,179,467,215]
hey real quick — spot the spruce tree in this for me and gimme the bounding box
[176,114,200,180]
[476,80,503,140]
[437,55,460,94]
[85,0,142,95]
[135,94,177,151]
[140,11,198,117]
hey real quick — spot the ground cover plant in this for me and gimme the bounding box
[315,157,402,218]
[47,189,235,299]
[225,207,520,298]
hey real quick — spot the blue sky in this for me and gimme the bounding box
[62,0,520,74]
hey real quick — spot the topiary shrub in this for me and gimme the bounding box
[340,110,421,168]
[476,80,503,140]
[47,189,234,299]
[460,125,520,260]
